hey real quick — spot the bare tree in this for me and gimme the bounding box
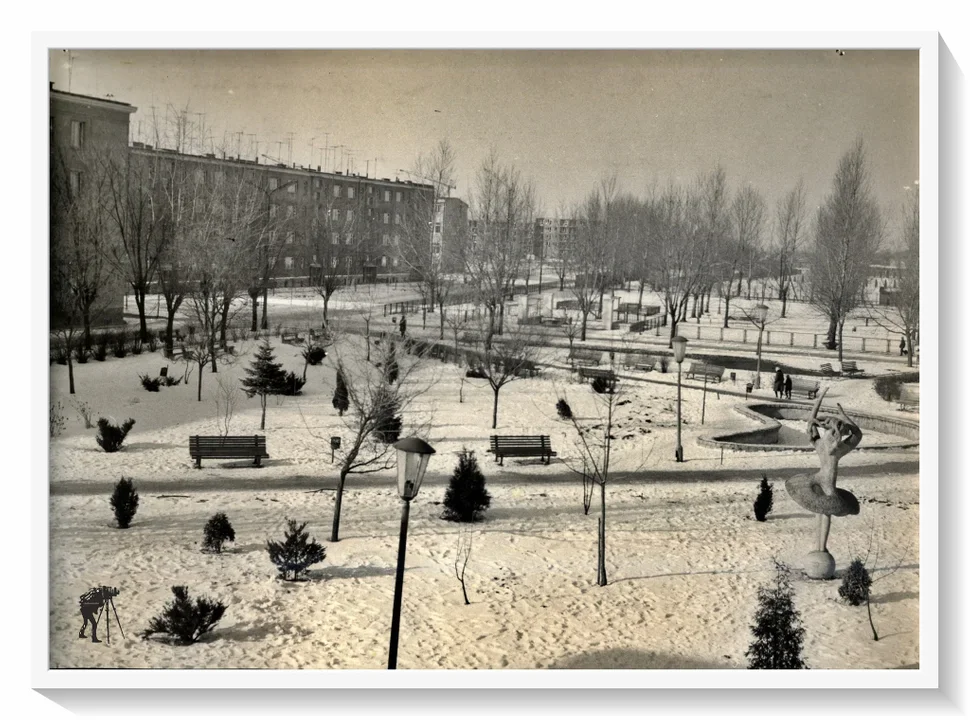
[214,375,240,437]
[454,528,473,605]
[772,179,807,318]
[809,139,883,360]
[305,340,432,542]
[864,188,919,366]
[571,175,619,340]
[464,321,540,429]
[720,185,766,327]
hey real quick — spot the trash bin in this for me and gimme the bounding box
[160,366,168,377]
[730,371,736,383]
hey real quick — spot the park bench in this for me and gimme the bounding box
[461,331,484,345]
[281,328,305,345]
[622,353,655,372]
[685,363,725,383]
[820,363,838,377]
[514,359,540,378]
[897,385,920,411]
[489,435,557,466]
[789,378,821,399]
[541,316,568,327]
[841,360,863,377]
[569,348,602,367]
[167,344,189,361]
[578,367,618,385]
[189,435,269,469]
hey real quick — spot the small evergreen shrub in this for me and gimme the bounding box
[873,372,920,402]
[659,356,669,373]
[303,345,327,366]
[556,398,573,420]
[279,371,306,396]
[746,561,807,669]
[74,343,90,364]
[96,417,135,453]
[332,370,349,416]
[372,390,402,444]
[110,476,139,528]
[146,331,159,352]
[753,475,774,522]
[111,329,129,358]
[131,339,144,355]
[140,374,162,392]
[838,558,873,606]
[52,341,69,365]
[162,375,182,387]
[202,512,236,554]
[591,376,615,394]
[267,519,327,581]
[141,586,227,645]
[93,333,109,361]
[442,449,491,523]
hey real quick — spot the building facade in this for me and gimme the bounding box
[49,84,136,328]
[533,217,577,261]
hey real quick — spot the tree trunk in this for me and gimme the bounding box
[331,468,348,542]
[580,311,589,342]
[67,352,75,395]
[260,394,267,430]
[597,482,607,587]
[165,310,176,355]
[209,331,218,373]
[197,361,203,401]
[249,290,259,331]
[322,293,330,326]
[637,281,645,307]
[492,387,500,429]
[723,294,731,328]
[780,289,788,318]
[134,289,149,342]
[826,316,838,350]
[261,286,269,330]
[837,319,845,363]
[438,299,445,341]
[82,307,92,350]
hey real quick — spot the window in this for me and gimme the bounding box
[284,257,294,270]
[285,232,294,245]
[383,212,390,225]
[287,183,296,194]
[395,191,402,203]
[380,256,387,267]
[394,213,401,225]
[331,208,340,221]
[313,178,321,189]
[331,257,339,268]
[69,171,82,195]
[286,205,294,218]
[346,209,354,222]
[70,120,86,149]
[392,233,400,245]
[269,178,279,191]
[383,190,391,202]
[331,234,339,246]
[392,257,399,268]
[434,223,442,233]
[382,234,390,246]
[368,186,374,194]
[269,204,278,219]
[268,231,277,244]
[333,185,342,197]
[312,254,318,263]
[347,186,355,199]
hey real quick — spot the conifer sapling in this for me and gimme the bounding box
[267,519,327,581]
[110,476,139,529]
[332,369,349,416]
[838,558,873,607]
[141,585,227,645]
[753,474,774,522]
[240,339,289,430]
[746,561,807,669]
[442,448,492,523]
[202,512,236,553]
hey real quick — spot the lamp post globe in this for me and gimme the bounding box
[672,336,687,462]
[387,437,436,670]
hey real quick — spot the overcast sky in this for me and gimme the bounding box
[49,48,919,240]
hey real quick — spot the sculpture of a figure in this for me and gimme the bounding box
[785,388,861,579]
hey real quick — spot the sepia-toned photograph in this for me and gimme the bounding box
[44,44,927,677]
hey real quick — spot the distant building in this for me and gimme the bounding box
[533,217,577,261]
[49,83,136,329]
[433,197,469,272]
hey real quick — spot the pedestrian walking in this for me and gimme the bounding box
[773,367,785,399]
[784,374,793,400]
[399,315,407,338]
[899,336,906,356]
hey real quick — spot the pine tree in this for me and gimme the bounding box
[141,586,227,645]
[753,474,774,522]
[110,476,139,529]
[201,512,236,553]
[240,339,288,430]
[746,561,807,669]
[267,519,327,581]
[442,448,492,522]
[332,368,349,416]
[371,386,402,444]
[838,558,873,606]
[384,342,400,385]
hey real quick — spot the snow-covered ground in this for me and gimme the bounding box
[48,294,920,670]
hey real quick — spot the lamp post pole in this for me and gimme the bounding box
[672,336,687,463]
[753,304,768,390]
[387,495,411,670]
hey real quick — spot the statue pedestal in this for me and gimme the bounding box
[803,550,836,580]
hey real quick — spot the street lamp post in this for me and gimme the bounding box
[672,335,687,463]
[752,304,769,390]
[387,437,436,670]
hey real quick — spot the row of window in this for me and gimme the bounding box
[282,255,399,270]
[269,175,406,204]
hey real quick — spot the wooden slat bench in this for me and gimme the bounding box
[685,363,725,383]
[167,345,190,361]
[897,385,920,411]
[281,328,305,345]
[841,360,863,377]
[190,435,269,469]
[622,353,655,372]
[578,367,618,383]
[820,362,838,377]
[569,348,602,367]
[789,378,821,399]
[489,435,557,465]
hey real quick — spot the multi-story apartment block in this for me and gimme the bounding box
[50,83,136,328]
[533,217,577,261]
[432,197,469,272]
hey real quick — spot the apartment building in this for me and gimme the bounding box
[533,217,577,261]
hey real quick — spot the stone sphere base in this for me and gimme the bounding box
[803,550,836,580]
